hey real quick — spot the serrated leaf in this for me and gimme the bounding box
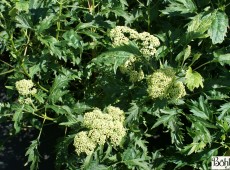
[48,74,71,104]
[86,161,109,170]
[186,114,214,145]
[1,0,11,7]
[217,102,230,120]
[33,91,46,104]
[184,45,191,61]
[37,36,63,60]
[119,0,128,6]
[36,15,55,33]
[15,0,29,12]
[213,51,230,65]
[125,103,139,125]
[190,53,201,66]
[25,139,40,170]
[152,109,178,129]
[29,64,41,78]
[187,12,215,39]
[187,115,217,129]
[124,158,150,170]
[15,14,32,29]
[82,152,94,170]
[161,0,197,16]
[122,147,150,169]
[29,0,45,9]
[12,105,24,133]
[185,67,203,91]
[208,11,229,44]
[76,21,96,30]
[152,109,184,147]
[175,45,191,63]
[111,7,131,21]
[188,96,211,120]
[182,141,206,155]
[45,104,71,115]
[206,90,229,101]
[92,43,141,74]
[62,29,82,49]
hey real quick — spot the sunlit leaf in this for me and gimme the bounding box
[186,11,215,39]
[161,0,197,16]
[208,11,229,44]
[185,67,203,91]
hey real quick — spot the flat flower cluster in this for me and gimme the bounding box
[15,79,37,96]
[119,54,144,83]
[110,26,160,83]
[109,26,160,57]
[147,68,186,100]
[73,106,126,155]
[15,79,37,104]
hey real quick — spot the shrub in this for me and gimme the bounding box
[0,0,229,169]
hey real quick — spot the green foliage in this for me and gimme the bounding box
[161,0,197,16]
[0,0,229,169]
[185,67,204,91]
[208,11,229,44]
[25,140,40,170]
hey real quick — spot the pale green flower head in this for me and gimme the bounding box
[73,131,96,155]
[168,81,186,100]
[110,26,135,46]
[110,26,138,40]
[24,97,33,104]
[15,79,37,96]
[30,88,37,95]
[137,32,160,57]
[92,118,109,130]
[83,109,104,128]
[113,36,129,46]
[88,129,106,146]
[75,106,126,155]
[106,106,125,123]
[108,121,126,146]
[129,70,144,83]
[147,68,175,99]
[119,55,136,74]
[110,26,160,58]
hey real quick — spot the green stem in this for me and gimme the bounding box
[21,63,31,78]
[23,30,31,57]
[36,82,49,92]
[0,59,14,67]
[24,106,54,121]
[37,109,54,140]
[226,2,230,7]
[0,69,15,75]
[37,116,46,140]
[56,0,63,40]
[9,34,19,58]
[136,0,144,6]
[147,5,151,32]
[88,0,95,14]
[193,60,213,71]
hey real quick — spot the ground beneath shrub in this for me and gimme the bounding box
[0,122,58,170]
